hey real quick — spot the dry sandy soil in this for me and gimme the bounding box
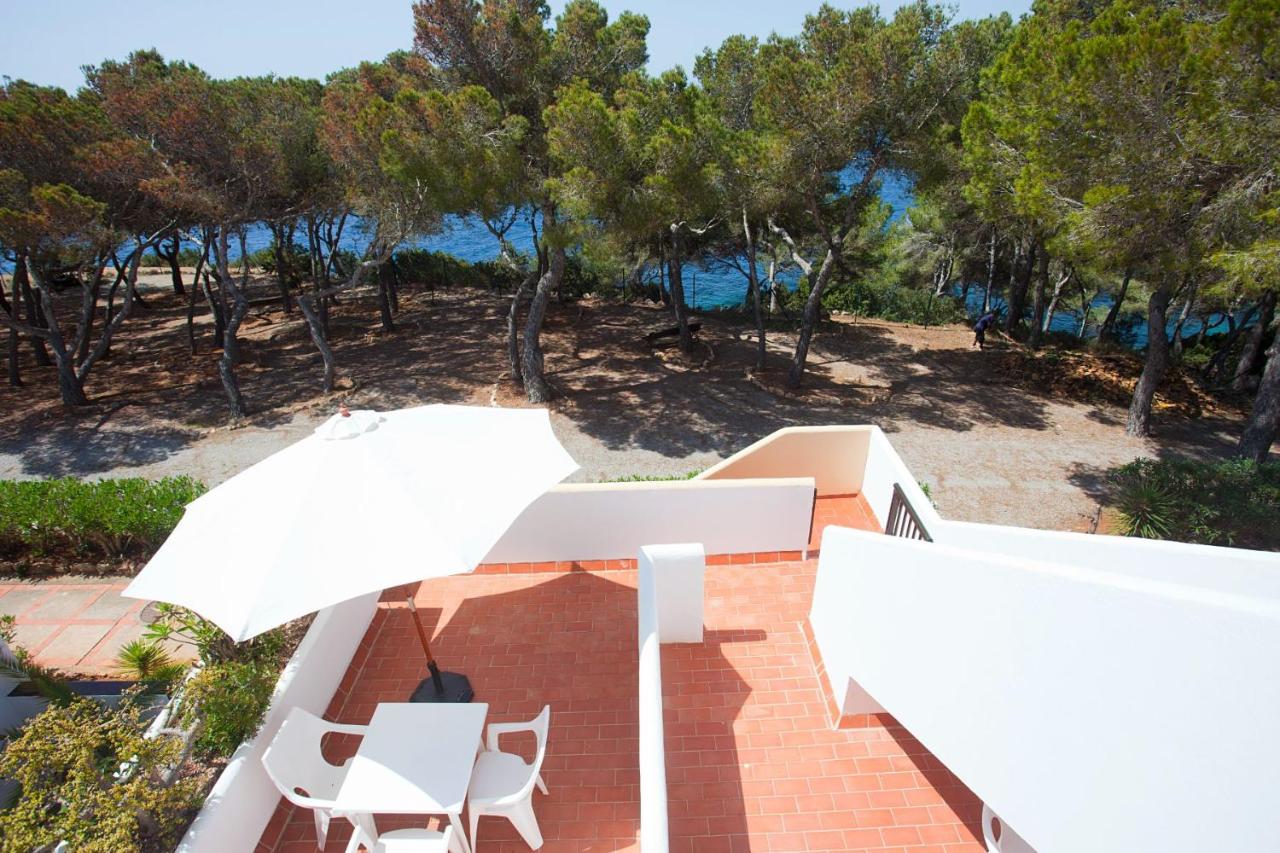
[0,270,1254,531]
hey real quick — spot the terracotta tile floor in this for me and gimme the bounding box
[260,494,982,853]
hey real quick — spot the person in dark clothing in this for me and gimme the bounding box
[973,311,996,350]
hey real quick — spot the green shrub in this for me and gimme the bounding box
[181,660,278,758]
[0,476,206,560]
[789,274,964,326]
[1107,456,1280,548]
[115,639,188,685]
[0,695,201,852]
[143,603,285,666]
[392,248,521,290]
[245,241,311,276]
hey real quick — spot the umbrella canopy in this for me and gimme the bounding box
[124,405,577,641]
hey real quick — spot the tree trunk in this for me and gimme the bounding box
[297,294,337,393]
[1042,266,1072,336]
[17,258,51,366]
[271,223,293,314]
[159,233,185,296]
[744,210,765,371]
[74,261,107,365]
[376,261,396,332]
[787,248,837,389]
[507,265,538,386]
[521,242,565,404]
[666,228,693,353]
[1100,269,1131,343]
[1238,335,1280,463]
[1029,249,1050,348]
[982,230,996,315]
[1170,284,1197,361]
[1125,281,1173,437]
[7,267,21,387]
[186,236,209,355]
[26,259,87,406]
[1005,238,1034,336]
[1231,290,1276,393]
[213,227,248,420]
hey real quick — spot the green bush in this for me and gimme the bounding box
[1107,456,1280,548]
[245,241,311,276]
[181,659,279,758]
[0,477,206,560]
[0,695,201,852]
[788,273,964,326]
[392,248,521,290]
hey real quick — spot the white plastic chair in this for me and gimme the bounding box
[466,705,551,850]
[982,804,1037,853]
[344,823,461,853]
[262,707,368,849]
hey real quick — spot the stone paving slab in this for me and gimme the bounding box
[0,580,190,675]
[38,623,112,665]
[25,589,99,621]
[0,588,50,617]
[78,591,143,621]
[10,622,58,650]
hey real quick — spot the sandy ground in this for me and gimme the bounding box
[0,271,1253,532]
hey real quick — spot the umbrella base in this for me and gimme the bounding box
[409,670,474,703]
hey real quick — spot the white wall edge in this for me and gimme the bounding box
[177,591,380,853]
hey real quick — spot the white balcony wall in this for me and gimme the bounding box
[177,592,380,853]
[635,545,702,853]
[858,427,939,531]
[697,426,871,496]
[810,526,1280,853]
[939,520,1280,599]
[483,479,814,563]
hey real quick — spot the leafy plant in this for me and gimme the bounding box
[1106,457,1280,548]
[143,603,283,666]
[0,695,201,852]
[115,639,187,685]
[179,660,278,759]
[0,476,206,561]
[1112,479,1176,540]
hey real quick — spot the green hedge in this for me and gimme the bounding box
[0,477,206,560]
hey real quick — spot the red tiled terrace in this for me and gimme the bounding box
[258,496,983,853]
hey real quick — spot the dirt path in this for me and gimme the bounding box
[0,279,1253,532]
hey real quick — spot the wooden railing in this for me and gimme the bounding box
[885,482,932,542]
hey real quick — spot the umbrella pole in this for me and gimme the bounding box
[405,595,474,703]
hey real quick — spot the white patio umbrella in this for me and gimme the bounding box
[124,404,577,699]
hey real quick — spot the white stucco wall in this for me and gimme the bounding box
[482,478,814,563]
[177,591,380,853]
[697,426,871,496]
[810,526,1280,853]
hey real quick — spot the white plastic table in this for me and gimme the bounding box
[334,702,488,853]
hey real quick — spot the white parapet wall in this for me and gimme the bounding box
[939,519,1280,598]
[177,591,380,853]
[697,425,872,496]
[858,427,939,532]
[634,545,696,850]
[483,478,813,563]
[695,424,937,534]
[810,525,1280,853]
